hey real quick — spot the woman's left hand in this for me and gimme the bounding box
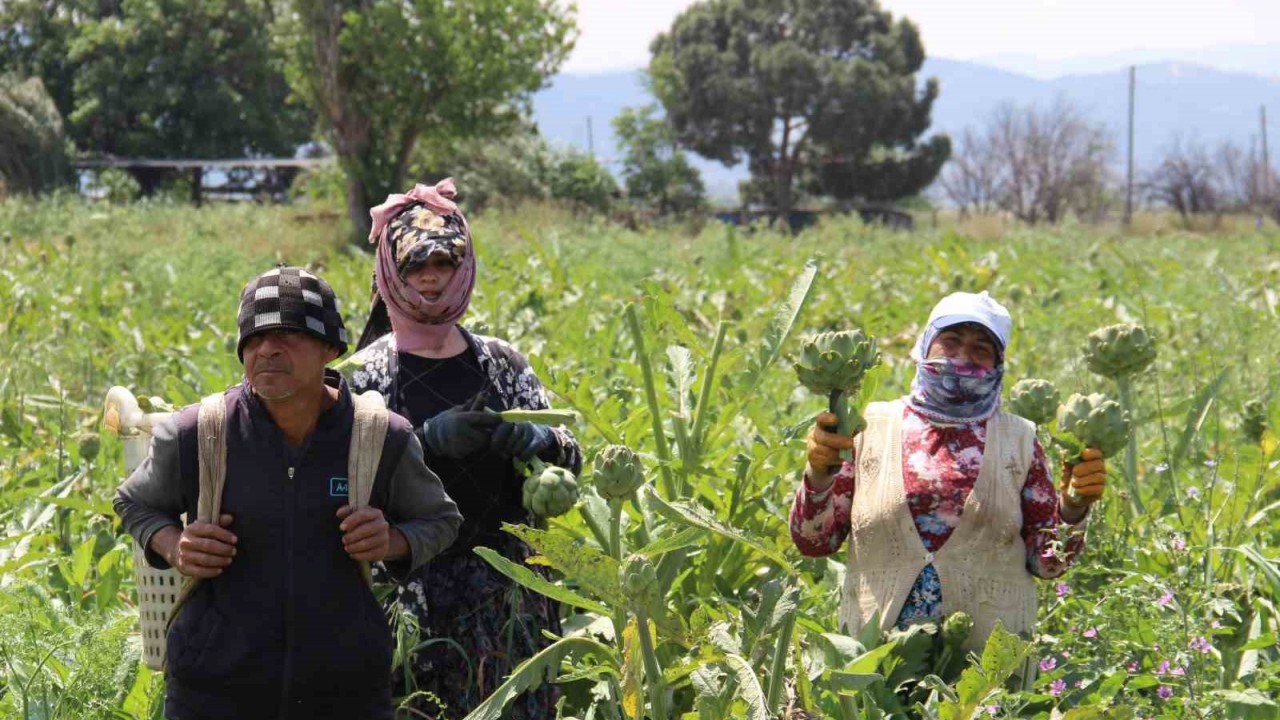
[1061,448,1106,517]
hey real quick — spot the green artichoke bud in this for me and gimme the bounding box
[593,444,645,501]
[793,329,881,441]
[793,330,881,396]
[1242,399,1268,445]
[1056,392,1132,458]
[1083,323,1157,379]
[941,611,973,649]
[521,461,580,517]
[78,433,101,463]
[1008,378,1061,426]
[620,553,659,608]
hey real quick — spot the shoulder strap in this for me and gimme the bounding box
[195,392,229,523]
[348,390,389,511]
[348,390,389,587]
[167,391,228,645]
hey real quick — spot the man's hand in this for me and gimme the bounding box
[337,505,406,562]
[806,411,855,490]
[152,514,237,579]
[1061,447,1107,520]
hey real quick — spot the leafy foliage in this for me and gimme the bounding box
[0,0,307,161]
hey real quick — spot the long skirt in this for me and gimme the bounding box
[383,534,561,719]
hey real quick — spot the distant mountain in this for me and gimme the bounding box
[971,43,1280,81]
[532,57,1280,202]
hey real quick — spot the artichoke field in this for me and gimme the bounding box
[0,198,1278,719]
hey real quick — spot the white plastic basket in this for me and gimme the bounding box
[132,544,182,669]
[106,386,182,670]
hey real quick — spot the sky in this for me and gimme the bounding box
[562,0,1280,74]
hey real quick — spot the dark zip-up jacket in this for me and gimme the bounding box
[114,372,462,719]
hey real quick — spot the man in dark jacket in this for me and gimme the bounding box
[114,266,463,720]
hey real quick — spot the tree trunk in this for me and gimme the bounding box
[345,171,372,242]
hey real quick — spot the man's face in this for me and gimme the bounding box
[242,329,339,401]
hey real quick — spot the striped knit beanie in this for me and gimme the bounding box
[236,266,349,361]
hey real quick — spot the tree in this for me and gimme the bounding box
[1144,136,1220,220]
[649,0,947,220]
[0,75,71,195]
[277,0,575,236]
[944,100,1113,224]
[1216,140,1280,216]
[545,148,619,215]
[938,127,1002,216]
[612,104,705,215]
[0,0,307,163]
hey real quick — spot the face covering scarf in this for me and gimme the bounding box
[907,357,1005,424]
[367,178,475,352]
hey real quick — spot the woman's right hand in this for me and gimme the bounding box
[807,412,855,487]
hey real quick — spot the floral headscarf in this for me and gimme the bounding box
[367,178,474,352]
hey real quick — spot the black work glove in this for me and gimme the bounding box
[490,421,555,462]
[420,402,502,459]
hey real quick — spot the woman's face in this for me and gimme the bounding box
[404,254,458,301]
[926,323,999,370]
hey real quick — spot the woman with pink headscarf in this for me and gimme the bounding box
[340,178,581,717]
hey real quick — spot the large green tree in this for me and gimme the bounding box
[649,0,949,218]
[0,0,307,160]
[277,0,575,236]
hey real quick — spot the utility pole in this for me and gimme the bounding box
[586,116,595,158]
[1262,106,1271,204]
[1125,65,1136,225]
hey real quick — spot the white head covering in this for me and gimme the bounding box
[911,291,1012,362]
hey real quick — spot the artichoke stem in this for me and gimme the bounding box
[1116,376,1145,515]
[635,608,669,720]
[829,389,853,462]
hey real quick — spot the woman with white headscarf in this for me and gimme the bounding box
[790,291,1106,651]
[340,178,581,717]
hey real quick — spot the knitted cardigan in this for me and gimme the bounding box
[840,400,1038,653]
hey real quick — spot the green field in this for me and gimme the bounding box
[1,195,1278,719]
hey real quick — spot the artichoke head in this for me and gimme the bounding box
[1056,392,1132,458]
[1083,323,1157,379]
[792,330,881,396]
[1242,399,1268,445]
[78,433,101,463]
[620,553,660,608]
[593,444,645,502]
[522,462,580,517]
[941,611,973,649]
[1008,378,1061,426]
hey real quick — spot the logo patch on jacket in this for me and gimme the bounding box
[329,477,349,497]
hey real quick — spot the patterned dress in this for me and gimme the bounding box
[338,327,582,719]
[790,403,1087,629]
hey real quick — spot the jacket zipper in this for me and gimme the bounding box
[279,463,296,718]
